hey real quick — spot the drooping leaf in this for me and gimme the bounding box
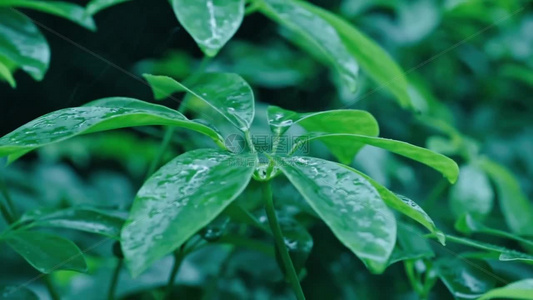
[0,97,225,162]
[170,0,244,56]
[294,133,459,183]
[0,8,50,81]
[21,207,125,239]
[86,0,131,15]
[5,231,87,273]
[258,0,359,92]
[479,279,533,300]
[0,59,15,88]
[276,155,396,273]
[121,149,256,276]
[266,106,379,162]
[436,257,497,299]
[0,0,96,31]
[478,158,533,235]
[388,222,434,266]
[0,286,38,299]
[143,73,255,131]
[298,0,412,108]
[449,164,494,219]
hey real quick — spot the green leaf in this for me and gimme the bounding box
[436,257,497,299]
[479,279,533,300]
[478,158,533,235]
[0,8,50,81]
[276,155,396,273]
[0,97,225,162]
[86,0,131,15]
[22,207,125,239]
[0,286,38,299]
[342,165,444,243]
[258,0,358,92]
[294,133,459,183]
[170,0,244,56]
[0,59,15,88]
[266,106,379,163]
[5,231,87,273]
[445,235,533,263]
[144,73,255,131]
[388,222,434,265]
[298,0,412,108]
[450,164,494,219]
[0,1,96,31]
[121,149,255,276]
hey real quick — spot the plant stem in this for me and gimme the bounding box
[0,179,16,223]
[262,181,305,300]
[43,275,60,300]
[107,259,123,300]
[164,246,186,299]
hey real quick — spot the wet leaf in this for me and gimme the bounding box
[170,0,244,56]
[121,149,255,276]
[5,231,87,273]
[259,0,358,92]
[436,257,497,299]
[479,279,533,300]
[276,155,396,273]
[144,73,255,131]
[0,97,224,162]
[450,164,494,219]
[445,235,533,263]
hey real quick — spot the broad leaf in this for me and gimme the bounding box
[449,164,494,219]
[388,222,434,265]
[436,257,497,299]
[294,133,459,183]
[342,165,444,243]
[0,59,15,88]
[479,279,533,300]
[22,207,125,239]
[0,9,50,81]
[170,0,244,56]
[86,0,131,15]
[5,231,87,273]
[276,155,396,273]
[121,149,255,276]
[144,73,255,131]
[259,0,358,92]
[0,286,38,299]
[298,1,412,108]
[478,158,533,235]
[0,1,96,31]
[267,106,379,163]
[0,97,225,162]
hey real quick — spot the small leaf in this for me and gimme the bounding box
[0,97,224,162]
[170,0,244,56]
[259,0,358,91]
[478,158,533,235]
[0,286,38,299]
[0,59,15,88]
[267,106,379,163]
[121,149,256,276]
[0,0,96,31]
[450,164,494,219]
[276,155,396,273]
[436,257,497,299]
[298,1,412,108]
[86,0,131,15]
[23,207,125,239]
[144,73,255,130]
[479,279,533,300]
[295,133,459,183]
[0,8,50,81]
[5,231,87,273]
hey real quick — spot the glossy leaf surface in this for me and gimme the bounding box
[276,155,396,273]
[121,149,255,276]
[446,235,533,263]
[171,0,244,56]
[450,164,493,219]
[144,73,254,130]
[436,257,496,299]
[0,8,49,81]
[259,0,358,91]
[5,231,87,273]
[298,0,412,108]
[479,279,533,300]
[0,97,224,162]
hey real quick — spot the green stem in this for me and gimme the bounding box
[107,259,123,300]
[43,275,60,300]
[0,179,16,223]
[244,130,256,153]
[262,181,305,300]
[164,246,186,299]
